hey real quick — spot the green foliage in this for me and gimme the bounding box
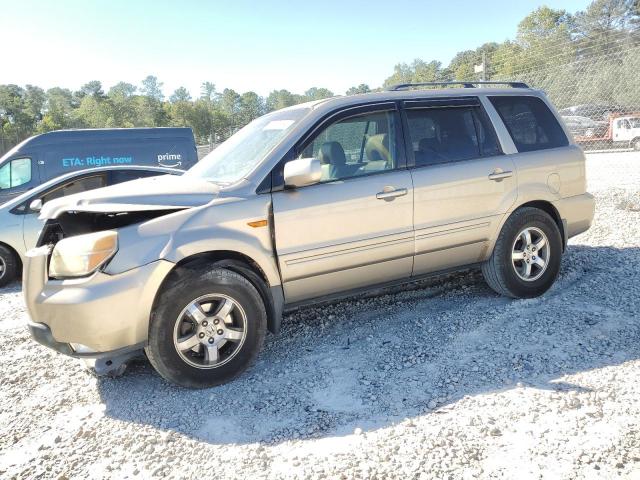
[346,84,371,95]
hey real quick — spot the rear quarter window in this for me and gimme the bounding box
[489,96,568,152]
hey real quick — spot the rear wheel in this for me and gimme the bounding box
[0,245,18,288]
[482,207,562,299]
[146,266,267,388]
[632,137,640,151]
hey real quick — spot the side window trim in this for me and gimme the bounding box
[402,96,481,109]
[479,96,518,154]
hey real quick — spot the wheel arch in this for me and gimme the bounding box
[489,201,566,260]
[516,200,566,250]
[152,250,284,335]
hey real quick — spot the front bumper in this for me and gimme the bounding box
[23,246,174,354]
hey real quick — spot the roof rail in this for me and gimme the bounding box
[386,81,530,91]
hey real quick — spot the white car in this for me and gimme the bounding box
[0,165,182,287]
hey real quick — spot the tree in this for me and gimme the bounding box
[383,59,444,88]
[265,89,302,111]
[41,87,75,131]
[238,91,264,125]
[77,80,105,100]
[106,82,137,127]
[0,85,31,148]
[24,85,46,122]
[75,95,109,128]
[346,84,371,95]
[138,76,166,126]
[200,82,217,102]
[304,87,334,101]
[170,87,192,103]
[574,0,639,54]
[140,75,164,101]
[108,82,136,98]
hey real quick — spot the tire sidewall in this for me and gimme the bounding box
[497,210,563,298]
[147,268,266,388]
[0,246,18,288]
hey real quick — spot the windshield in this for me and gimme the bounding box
[186,107,310,184]
[630,118,640,128]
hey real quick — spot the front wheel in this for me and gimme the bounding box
[482,207,563,299]
[146,266,267,388]
[0,245,18,288]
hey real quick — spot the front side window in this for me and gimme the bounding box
[405,107,500,167]
[490,96,569,152]
[0,158,32,190]
[300,110,397,182]
[41,175,106,204]
[631,118,640,128]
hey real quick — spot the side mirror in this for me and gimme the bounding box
[29,198,43,212]
[284,158,322,188]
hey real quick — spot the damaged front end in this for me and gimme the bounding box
[24,175,221,375]
[37,208,183,249]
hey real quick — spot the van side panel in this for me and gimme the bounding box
[38,136,197,183]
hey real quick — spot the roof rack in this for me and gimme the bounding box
[386,81,530,91]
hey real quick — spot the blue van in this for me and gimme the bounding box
[0,127,197,204]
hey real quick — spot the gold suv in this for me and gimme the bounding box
[23,82,594,388]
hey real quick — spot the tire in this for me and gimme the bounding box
[632,137,640,152]
[0,245,18,288]
[145,266,267,388]
[482,207,563,299]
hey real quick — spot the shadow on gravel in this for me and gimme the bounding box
[0,281,22,294]
[96,245,640,445]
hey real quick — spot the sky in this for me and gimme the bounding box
[0,0,592,98]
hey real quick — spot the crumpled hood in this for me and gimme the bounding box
[40,174,220,220]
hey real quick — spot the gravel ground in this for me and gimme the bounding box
[1,152,639,480]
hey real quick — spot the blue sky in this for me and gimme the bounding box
[0,0,591,97]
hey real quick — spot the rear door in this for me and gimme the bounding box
[403,97,517,275]
[271,104,414,303]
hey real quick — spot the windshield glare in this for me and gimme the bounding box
[186,108,309,184]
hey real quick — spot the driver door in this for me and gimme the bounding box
[271,105,414,304]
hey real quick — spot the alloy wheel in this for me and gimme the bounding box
[511,227,550,282]
[173,294,247,369]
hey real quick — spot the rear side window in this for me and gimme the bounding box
[109,169,164,185]
[42,174,107,204]
[489,96,568,152]
[405,107,501,167]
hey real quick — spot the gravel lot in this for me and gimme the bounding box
[1,152,639,479]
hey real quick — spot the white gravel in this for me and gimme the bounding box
[1,151,639,479]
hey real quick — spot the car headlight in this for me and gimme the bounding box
[49,231,118,278]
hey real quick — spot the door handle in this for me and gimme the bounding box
[376,187,408,200]
[488,170,513,181]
